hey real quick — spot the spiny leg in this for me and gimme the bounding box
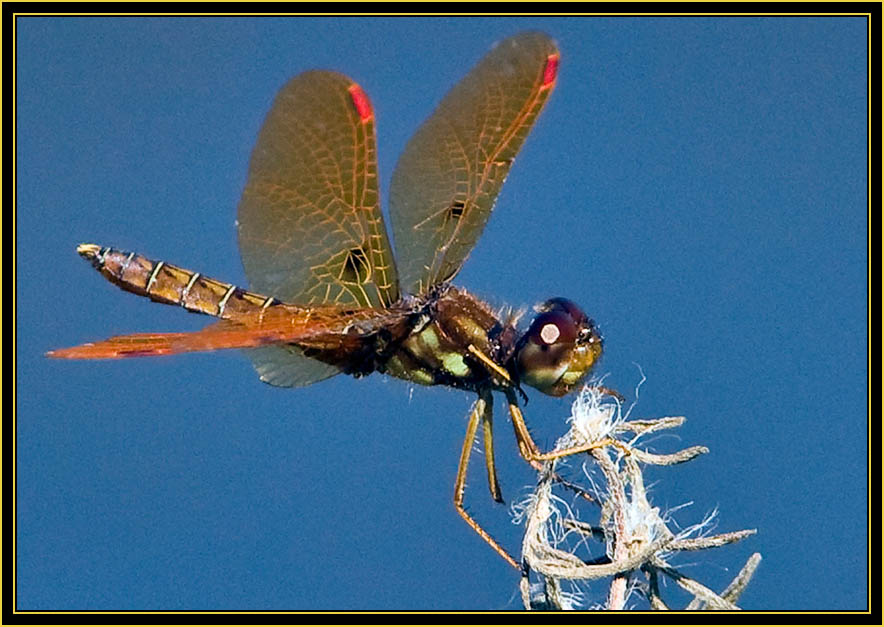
[467,344,512,385]
[505,389,623,464]
[465,342,521,494]
[481,393,503,503]
[505,389,544,470]
[595,385,625,402]
[454,390,519,570]
[503,390,609,508]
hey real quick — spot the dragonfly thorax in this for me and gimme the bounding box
[374,288,602,399]
[379,285,516,392]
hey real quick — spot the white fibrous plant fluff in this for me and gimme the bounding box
[517,381,761,611]
[566,384,623,445]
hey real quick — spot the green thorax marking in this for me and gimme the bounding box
[381,286,511,391]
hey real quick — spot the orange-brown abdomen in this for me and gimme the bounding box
[76,243,276,320]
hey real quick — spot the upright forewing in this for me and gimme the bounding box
[389,32,559,294]
[237,71,400,386]
[238,71,399,309]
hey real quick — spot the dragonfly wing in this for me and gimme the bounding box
[46,326,285,360]
[237,70,399,309]
[389,32,560,294]
[237,71,401,385]
[47,305,405,362]
[243,346,341,387]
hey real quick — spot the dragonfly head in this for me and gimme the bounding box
[513,298,602,397]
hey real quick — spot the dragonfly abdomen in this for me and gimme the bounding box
[75,244,276,319]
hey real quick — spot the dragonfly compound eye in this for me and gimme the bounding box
[516,300,602,397]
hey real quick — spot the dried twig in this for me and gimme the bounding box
[516,385,760,610]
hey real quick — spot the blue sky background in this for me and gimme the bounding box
[16,17,868,611]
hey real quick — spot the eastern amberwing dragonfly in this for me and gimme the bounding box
[49,31,603,570]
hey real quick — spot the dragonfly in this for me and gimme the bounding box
[48,31,603,570]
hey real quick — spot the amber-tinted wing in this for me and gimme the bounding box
[237,71,399,309]
[236,71,400,386]
[389,32,560,295]
[47,304,406,360]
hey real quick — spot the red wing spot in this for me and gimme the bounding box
[542,54,559,89]
[348,84,373,122]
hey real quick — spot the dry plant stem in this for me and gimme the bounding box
[522,460,676,582]
[520,571,571,611]
[562,518,605,540]
[651,558,740,610]
[518,389,760,611]
[683,552,762,610]
[530,533,673,580]
[646,567,670,610]
[614,416,686,435]
[721,552,763,604]
[630,446,709,465]
[669,529,757,551]
[519,575,532,609]
[592,447,630,610]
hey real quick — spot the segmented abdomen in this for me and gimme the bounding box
[76,243,276,319]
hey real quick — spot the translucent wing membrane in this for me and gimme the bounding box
[47,305,403,360]
[389,32,560,294]
[236,71,402,385]
[244,345,341,388]
[48,32,585,572]
[237,71,399,309]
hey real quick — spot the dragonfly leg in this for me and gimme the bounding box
[594,384,625,402]
[467,344,512,384]
[454,390,519,570]
[505,389,620,465]
[480,394,503,503]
